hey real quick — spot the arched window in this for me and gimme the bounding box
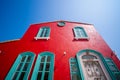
[5,52,35,80]
[73,27,89,40]
[34,27,51,40]
[31,52,54,80]
[76,49,112,80]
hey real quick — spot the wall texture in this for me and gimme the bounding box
[0,21,119,80]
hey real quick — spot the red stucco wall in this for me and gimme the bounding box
[0,21,119,80]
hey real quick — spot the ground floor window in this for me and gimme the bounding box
[5,52,35,80]
[31,52,54,80]
[76,49,112,80]
[5,51,55,80]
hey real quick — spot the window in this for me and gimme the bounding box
[105,58,120,80]
[31,52,54,80]
[34,27,51,40]
[82,55,107,80]
[5,52,35,80]
[73,27,89,40]
[76,49,112,80]
[69,58,81,80]
[57,21,65,27]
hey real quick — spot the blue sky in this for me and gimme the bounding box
[0,0,120,59]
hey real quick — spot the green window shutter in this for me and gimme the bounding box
[31,52,54,80]
[5,52,35,80]
[73,27,88,40]
[35,27,50,40]
[105,58,120,80]
[69,58,81,80]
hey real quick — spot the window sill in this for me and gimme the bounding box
[74,37,89,40]
[34,37,50,40]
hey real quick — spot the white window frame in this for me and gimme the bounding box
[73,27,89,40]
[34,27,50,40]
[78,52,112,80]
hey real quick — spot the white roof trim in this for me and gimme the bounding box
[0,39,20,43]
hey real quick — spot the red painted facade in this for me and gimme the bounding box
[0,21,120,80]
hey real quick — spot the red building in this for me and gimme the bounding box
[0,21,120,80]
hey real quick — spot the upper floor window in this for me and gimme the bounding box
[31,52,54,80]
[73,27,89,40]
[5,52,35,80]
[34,27,51,40]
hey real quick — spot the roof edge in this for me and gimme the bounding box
[0,39,20,43]
[30,20,93,26]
